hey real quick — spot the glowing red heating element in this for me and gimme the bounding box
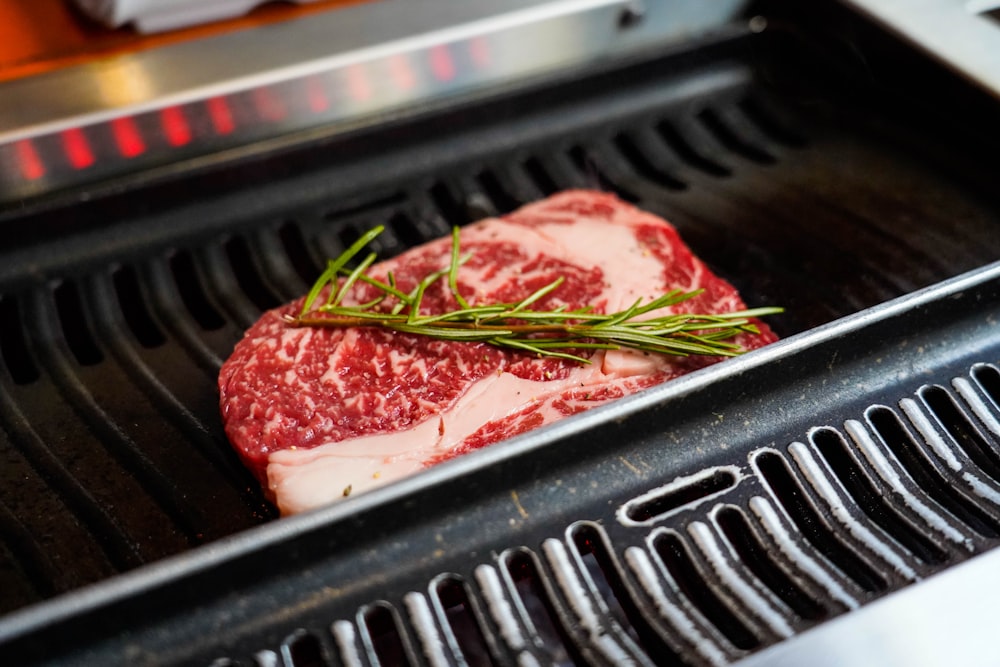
[161,106,192,146]
[305,76,330,113]
[388,54,416,91]
[468,36,491,68]
[346,64,372,102]
[112,117,146,158]
[207,97,236,135]
[62,128,95,169]
[15,140,45,180]
[429,44,455,82]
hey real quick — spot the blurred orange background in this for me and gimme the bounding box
[0,0,365,83]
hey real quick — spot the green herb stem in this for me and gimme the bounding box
[287,226,783,362]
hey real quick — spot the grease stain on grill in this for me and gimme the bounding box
[0,295,40,385]
[111,266,167,349]
[53,281,103,366]
[620,466,741,526]
[168,250,226,331]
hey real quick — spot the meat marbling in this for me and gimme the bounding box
[219,191,777,514]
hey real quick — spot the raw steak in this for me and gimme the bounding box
[219,191,777,514]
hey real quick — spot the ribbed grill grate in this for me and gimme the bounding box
[2,25,1000,666]
[252,362,1000,667]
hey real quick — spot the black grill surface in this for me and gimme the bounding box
[2,19,1000,666]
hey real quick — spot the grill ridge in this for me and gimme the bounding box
[142,257,228,372]
[809,426,950,565]
[751,449,888,593]
[0,296,40,385]
[711,505,828,622]
[881,402,1000,536]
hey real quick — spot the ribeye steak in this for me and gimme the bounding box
[218,191,777,514]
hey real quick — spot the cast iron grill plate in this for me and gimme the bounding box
[1,22,1000,665]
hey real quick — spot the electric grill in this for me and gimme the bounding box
[2,0,1000,664]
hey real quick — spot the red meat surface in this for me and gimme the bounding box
[219,191,777,514]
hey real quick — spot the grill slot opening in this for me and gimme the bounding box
[362,603,413,667]
[522,157,559,195]
[921,385,1000,482]
[223,236,283,313]
[430,181,470,227]
[868,406,1000,538]
[624,468,738,523]
[754,451,887,593]
[504,549,577,666]
[0,296,40,385]
[476,169,523,214]
[737,96,807,148]
[651,531,759,650]
[278,221,323,285]
[435,576,496,667]
[655,119,731,177]
[168,251,226,331]
[973,364,1000,409]
[321,191,406,221]
[111,266,167,349]
[810,428,948,566]
[571,525,681,664]
[567,145,639,202]
[53,281,103,366]
[696,108,776,165]
[714,507,827,622]
[612,132,687,190]
[282,629,328,667]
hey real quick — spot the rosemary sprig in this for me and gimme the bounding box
[289,226,782,363]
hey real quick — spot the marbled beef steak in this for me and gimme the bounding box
[219,191,777,514]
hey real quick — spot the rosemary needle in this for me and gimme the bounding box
[289,226,782,363]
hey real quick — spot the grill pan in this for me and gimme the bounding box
[2,4,1000,665]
